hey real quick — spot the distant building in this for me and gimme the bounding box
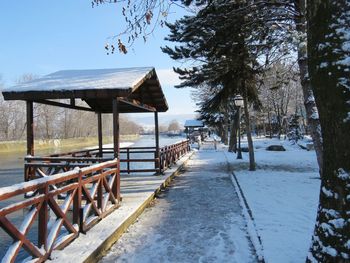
[184,119,206,142]
[184,120,204,128]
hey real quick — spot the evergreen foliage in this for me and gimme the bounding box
[287,114,303,143]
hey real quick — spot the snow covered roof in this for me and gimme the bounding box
[3,67,152,92]
[2,67,168,113]
[184,120,204,127]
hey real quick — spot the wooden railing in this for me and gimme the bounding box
[159,140,191,172]
[0,140,190,262]
[0,160,119,262]
[25,140,190,181]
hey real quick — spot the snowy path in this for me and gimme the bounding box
[101,144,257,263]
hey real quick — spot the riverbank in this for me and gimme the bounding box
[0,135,139,154]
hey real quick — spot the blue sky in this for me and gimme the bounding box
[0,1,197,116]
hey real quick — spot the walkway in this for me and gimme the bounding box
[101,142,257,262]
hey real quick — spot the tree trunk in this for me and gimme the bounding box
[307,1,350,261]
[267,111,273,138]
[243,95,255,171]
[224,110,229,145]
[294,0,323,175]
[217,123,225,143]
[228,111,238,152]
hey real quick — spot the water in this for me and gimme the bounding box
[0,135,185,261]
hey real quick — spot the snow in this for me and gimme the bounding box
[310,106,319,119]
[24,136,322,262]
[2,241,22,263]
[101,147,257,262]
[227,137,320,263]
[338,168,350,180]
[3,67,154,93]
[184,119,204,127]
[0,169,80,197]
[322,186,336,198]
[50,152,195,262]
[47,219,63,249]
[229,172,264,261]
[19,206,37,233]
[0,160,116,198]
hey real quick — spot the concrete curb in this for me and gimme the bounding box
[230,172,265,263]
[222,150,265,262]
[50,150,195,263]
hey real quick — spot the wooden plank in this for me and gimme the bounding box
[154,112,160,173]
[97,112,103,157]
[26,101,34,156]
[3,89,131,101]
[73,171,82,226]
[33,99,94,112]
[0,217,44,259]
[112,98,120,159]
[25,156,111,162]
[112,98,120,200]
[119,98,156,112]
[38,185,49,250]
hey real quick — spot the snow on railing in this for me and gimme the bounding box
[0,140,191,262]
[0,159,119,262]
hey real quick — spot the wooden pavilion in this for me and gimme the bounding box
[0,67,192,262]
[184,119,205,140]
[2,67,168,160]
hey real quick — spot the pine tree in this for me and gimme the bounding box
[287,114,303,143]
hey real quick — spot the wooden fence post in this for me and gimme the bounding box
[154,112,160,174]
[38,184,49,250]
[127,148,130,174]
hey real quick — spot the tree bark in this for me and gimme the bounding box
[243,94,255,171]
[228,111,238,152]
[294,0,323,175]
[218,122,226,144]
[224,111,229,145]
[307,1,350,261]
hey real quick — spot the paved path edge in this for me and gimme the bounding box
[79,150,196,263]
[222,151,265,262]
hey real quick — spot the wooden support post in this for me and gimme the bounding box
[113,99,120,159]
[26,101,34,156]
[127,148,130,174]
[97,112,103,157]
[154,112,160,174]
[38,184,48,250]
[112,98,120,201]
[73,171,82,228]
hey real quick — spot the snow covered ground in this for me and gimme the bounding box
[97,137,320,263]
[226,137,320,263]
[101,145,257,263]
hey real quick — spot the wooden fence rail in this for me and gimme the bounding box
[0,140,190,262]
[0,160,119,263]
[25,140,190,181]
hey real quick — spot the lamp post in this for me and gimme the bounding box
[234,95,244,159]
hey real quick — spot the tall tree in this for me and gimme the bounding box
[293,0,323,173]
[162,0,262,170]
[307,0,350,261]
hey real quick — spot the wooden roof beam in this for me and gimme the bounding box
[33,99,95,112]
[119,98,156,112]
